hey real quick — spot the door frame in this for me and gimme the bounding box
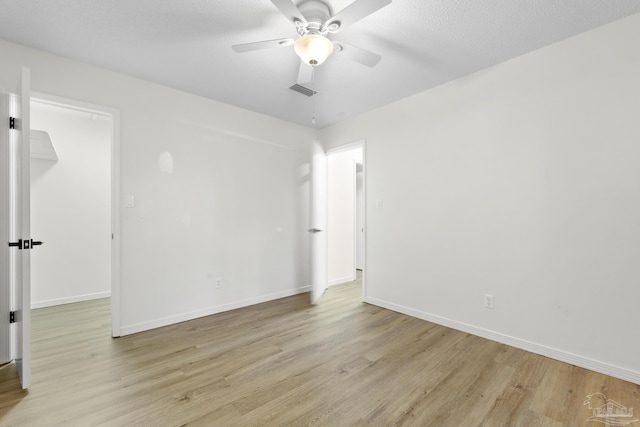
[31,91,122,337]
[10,67,32,387]
[310,140,328,304]
[325,139,366,301]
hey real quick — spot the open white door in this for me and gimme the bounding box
[7,68,32,389]
[310,141,328,304]
[0,87,10,364]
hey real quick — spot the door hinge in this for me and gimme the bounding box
[9,117,15,129]
[10,311,15,324]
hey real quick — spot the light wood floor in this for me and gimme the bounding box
[1,283,639,426]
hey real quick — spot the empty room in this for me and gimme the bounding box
[1,1,640,426]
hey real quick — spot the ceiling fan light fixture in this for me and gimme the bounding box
[294,33,334,66]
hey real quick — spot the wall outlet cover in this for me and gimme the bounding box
[484,294,494,309]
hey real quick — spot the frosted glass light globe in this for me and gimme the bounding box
[294,34,334,66]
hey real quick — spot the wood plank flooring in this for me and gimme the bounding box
[1,282,639,426]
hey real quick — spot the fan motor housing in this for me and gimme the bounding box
[297,0,333,33]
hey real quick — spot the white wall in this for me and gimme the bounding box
[320,14,640,383]
[327,147,362,285]
[0,39,314,335]
[30,101,112,308]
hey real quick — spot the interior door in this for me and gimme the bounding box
[0,87,10,364]
[8,68,32,388]
[310,141,328,304]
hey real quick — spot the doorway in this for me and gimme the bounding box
[326,143,364,293]
[29,93,120,337]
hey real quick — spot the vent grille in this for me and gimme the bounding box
[289,84,317,97]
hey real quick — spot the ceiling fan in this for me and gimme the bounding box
[232,0,392,85]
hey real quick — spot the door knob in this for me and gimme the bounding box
[8,239,22,248]
[307,228,323,233]
[8,238,43,250]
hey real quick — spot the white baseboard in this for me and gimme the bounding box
[364,296,640,386]
[328,275,356,286]
[120,285,311,336]
[32,291,111,309]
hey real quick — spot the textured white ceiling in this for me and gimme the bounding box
[0,1,638,128]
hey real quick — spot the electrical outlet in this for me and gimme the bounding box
[484,294,494,309]
[216,277,222,288]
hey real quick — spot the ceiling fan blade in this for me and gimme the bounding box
[333,42,381,67]
[232,38,294,53]
[297,61,314,84]
[271,0,307,26]
[326,0,392,32]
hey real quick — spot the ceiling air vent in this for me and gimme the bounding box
[289,84,317,97]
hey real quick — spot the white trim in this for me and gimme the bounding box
[328,275,356,286]
[351,158,357,290]
[28,97,112,117]
[31,291,111,309]
[120,286,311,336]
[361,142,366,302]
[325,139,366,155]
[110,107,121,337]
[30,91,121,338]
[364,296,640,386]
